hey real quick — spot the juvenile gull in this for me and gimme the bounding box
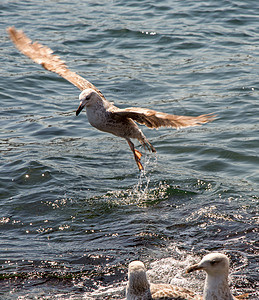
[8,26,215,171]
[126,260,201,299]
[186,253,247,300]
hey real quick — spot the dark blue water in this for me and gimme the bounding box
[0,0,258,299]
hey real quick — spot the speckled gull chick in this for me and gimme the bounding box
[126,260,201,299]
[8,26,215,171]
[186,253,247,300]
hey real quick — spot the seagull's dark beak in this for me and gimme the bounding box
[186,264,202,273]
[76,102,84,116]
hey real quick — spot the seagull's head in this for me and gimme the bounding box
[186,253,230,277]
[127,261,150,290]
[76,88,100,116]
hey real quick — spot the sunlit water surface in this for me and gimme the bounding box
[0,0,258,299]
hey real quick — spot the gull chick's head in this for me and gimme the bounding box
[127,261,150,292]
[186,253,230,277]
[76,88,100,116]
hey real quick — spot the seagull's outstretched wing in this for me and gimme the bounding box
[113,107,215,129]
[7,26,104,97]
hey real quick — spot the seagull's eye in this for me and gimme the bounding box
[210,260,219,265]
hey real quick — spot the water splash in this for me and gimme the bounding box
[98,152,167,207]
[128,155,153,200]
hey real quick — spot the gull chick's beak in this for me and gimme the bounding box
[76,102,84,116]
[186,264,202,274]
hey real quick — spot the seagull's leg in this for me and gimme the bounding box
[126,138,143,171]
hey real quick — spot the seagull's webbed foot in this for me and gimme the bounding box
[139,137,156,153]
[126,139,143,171]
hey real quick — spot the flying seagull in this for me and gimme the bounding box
[126,260,201,299]
[8,26,215,171]
[186,253,248,300]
